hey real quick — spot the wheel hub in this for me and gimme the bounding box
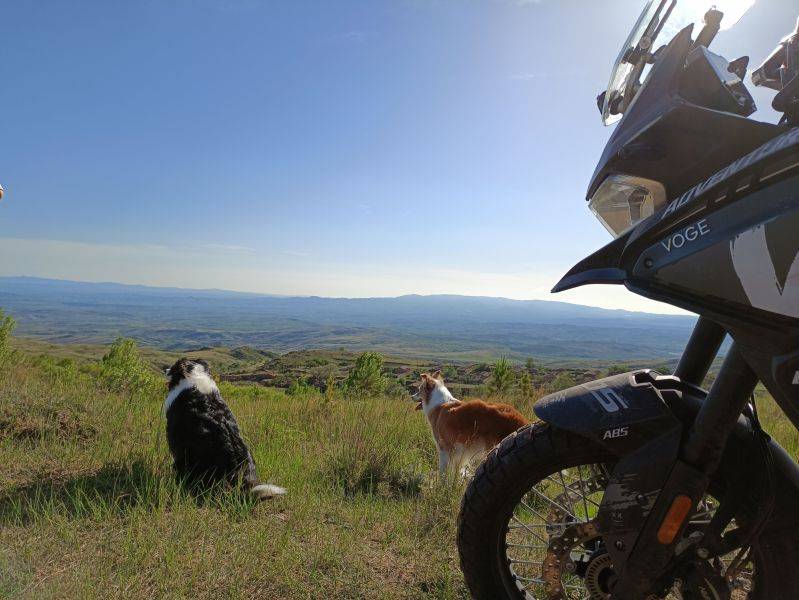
[584,552,615,599]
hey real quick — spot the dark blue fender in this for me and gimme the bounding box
[534,370,683,455]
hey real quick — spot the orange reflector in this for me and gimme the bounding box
[657,495,693,545]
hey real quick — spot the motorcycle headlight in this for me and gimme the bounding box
[589,174,666,238]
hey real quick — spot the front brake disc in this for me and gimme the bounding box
[542,520,601,599]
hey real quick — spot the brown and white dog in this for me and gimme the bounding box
[413,371,529,476]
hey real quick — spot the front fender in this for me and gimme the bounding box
[534,370,682,453]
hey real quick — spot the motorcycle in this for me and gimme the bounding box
[457,1,799,598]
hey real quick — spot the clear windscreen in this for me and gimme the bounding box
[602,0,756,125]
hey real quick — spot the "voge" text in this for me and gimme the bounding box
[661,219,711,253]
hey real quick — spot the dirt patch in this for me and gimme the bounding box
[0,407,95,442]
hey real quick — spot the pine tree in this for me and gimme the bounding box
[488,356,515,396]
[518,370,534,400]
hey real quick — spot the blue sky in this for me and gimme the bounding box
[0,0,795,313]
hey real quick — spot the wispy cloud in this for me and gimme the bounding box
[203,243,257,254]
[280,249,311,258]
[336,30,377,44]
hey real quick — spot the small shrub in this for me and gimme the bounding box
[98,338,159,394]
[286,378,315,396]
[343,352,386,397]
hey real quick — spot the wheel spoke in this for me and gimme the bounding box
[576,464,591,520]
[510,514,548,545]
[556,469,578,517]
[527,486,581,522]
[509,559,543,565]
[507,542,548,550]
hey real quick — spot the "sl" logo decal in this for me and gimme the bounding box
[591,389,629,413]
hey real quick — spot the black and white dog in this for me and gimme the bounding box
[163,358,286,499]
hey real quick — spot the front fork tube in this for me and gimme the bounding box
[674,316,727,387]
[681,345,758,471]
[612,343,759,598]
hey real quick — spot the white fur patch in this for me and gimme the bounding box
[162,364,219,417]
[251,483,288,498]
[423,381,457,417]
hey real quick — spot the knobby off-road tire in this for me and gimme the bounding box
[457,422,613,599]
[456,421,767,600]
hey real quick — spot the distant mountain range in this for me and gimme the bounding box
[0,276,697,363]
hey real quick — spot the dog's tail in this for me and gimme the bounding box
[250,483,287,500]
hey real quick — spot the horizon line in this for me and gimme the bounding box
[0,274,692,317]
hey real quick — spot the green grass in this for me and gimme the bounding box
[0,350,471,599]
[754,386,799,456]
[1,343,797,599]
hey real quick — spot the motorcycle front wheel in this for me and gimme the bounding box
[457,422,762,599]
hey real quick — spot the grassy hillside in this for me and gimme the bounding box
[1,336,796,598]
[1,344,474,598]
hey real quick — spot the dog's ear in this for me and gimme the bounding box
[421,373,436,390]
[166,358,186,378]
[195,359,210,372]
[431,369,442,380]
